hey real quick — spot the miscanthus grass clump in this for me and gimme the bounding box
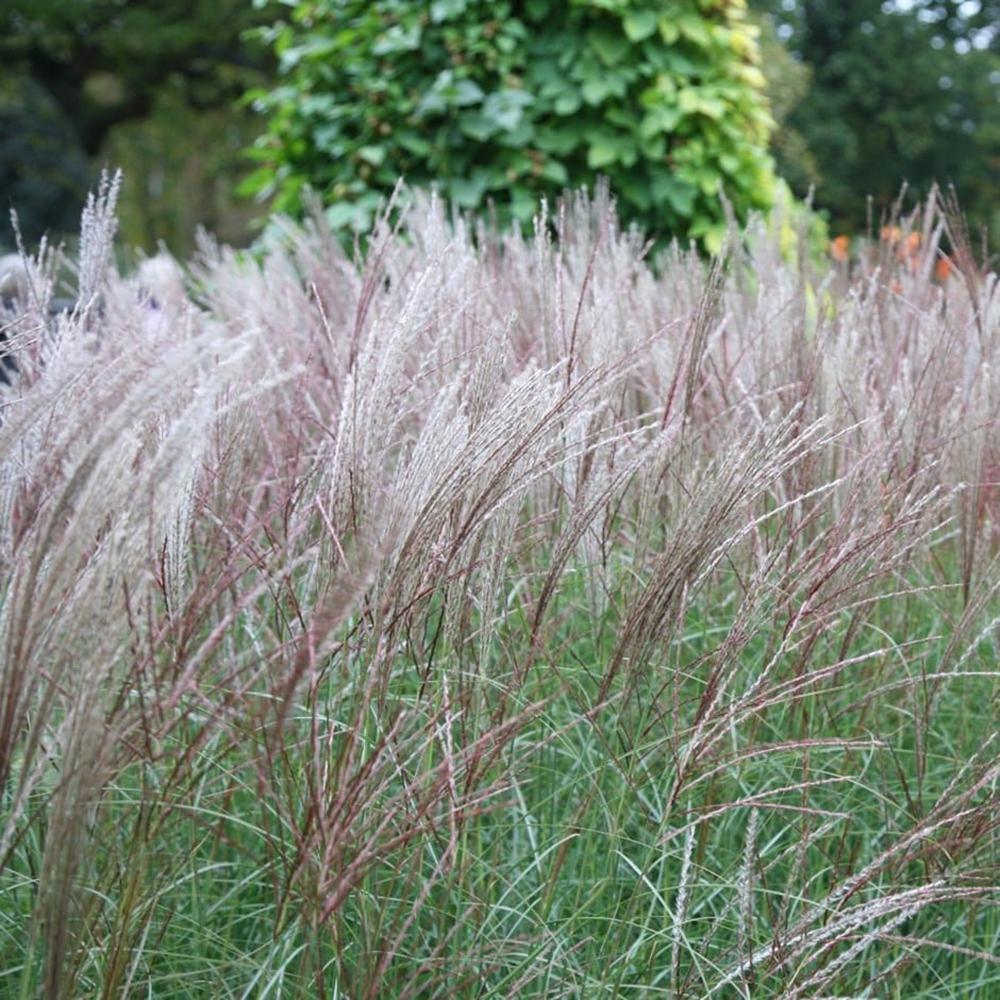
[1,180,998,998]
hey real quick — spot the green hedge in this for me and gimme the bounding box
[245,0,778,250]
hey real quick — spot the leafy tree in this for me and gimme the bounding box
[0,0,272,250]
[246,0,779,249]
[755,0,1000,239]
[0,78,91,245]
[754,13,819,197]
[1,0,267,156]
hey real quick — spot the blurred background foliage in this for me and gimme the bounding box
[0,0,273,255]
[758,0,999,242]
[0,0,997,255]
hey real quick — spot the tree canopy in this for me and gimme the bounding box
[756,0,999,239]
[0,0,271,248]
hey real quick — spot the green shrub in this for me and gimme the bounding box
[245,0,778,249]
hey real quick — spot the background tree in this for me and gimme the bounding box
[0,77,91,246]
[245,0,780,250]
[0,0,272,252]
[754,12,820,198]
[754,0,1000,240]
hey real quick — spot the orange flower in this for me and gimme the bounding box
[880,224,902,244]
[898,231,921,271]
[830,235,850,262]
[934,256,953,282]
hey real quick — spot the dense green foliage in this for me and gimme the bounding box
[247,0,778,248]
[4,0,996,253]
[756,0,1000,240]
